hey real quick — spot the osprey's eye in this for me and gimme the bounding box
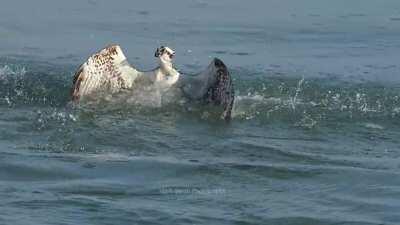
[167,52,174,58]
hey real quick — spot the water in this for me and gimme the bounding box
[1,0,400,224]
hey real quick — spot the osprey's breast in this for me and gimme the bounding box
[154,68,180,88]
[164,73,180,86]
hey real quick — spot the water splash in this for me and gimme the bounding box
[0,64,70,106]
[290,76,305,111]
[0,65,27,78]
[230,75,400,126]
[1,62,400,127]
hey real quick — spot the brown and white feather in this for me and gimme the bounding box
[71,45,138,102]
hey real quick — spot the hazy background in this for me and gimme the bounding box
[1,0,400,82]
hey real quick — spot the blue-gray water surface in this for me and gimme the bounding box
[1,0,400,224]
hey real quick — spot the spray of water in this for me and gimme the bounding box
[290,76,305,111]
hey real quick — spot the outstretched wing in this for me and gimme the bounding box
[181,58,235,121]
[71,45,138,102]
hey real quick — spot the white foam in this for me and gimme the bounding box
[362,123,384,130]
[0,65,26,78]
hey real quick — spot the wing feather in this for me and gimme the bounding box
[71,45,138,102]
[205,58,235,120]
[180,58,235,121]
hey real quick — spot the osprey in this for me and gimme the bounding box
[71,45,234,120]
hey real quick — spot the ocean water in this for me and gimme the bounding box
[1,0,400,224]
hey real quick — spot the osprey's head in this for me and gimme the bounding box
[155,46,175,65]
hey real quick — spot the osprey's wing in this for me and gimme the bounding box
[181,58,235,121]
[71,45,139,102]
